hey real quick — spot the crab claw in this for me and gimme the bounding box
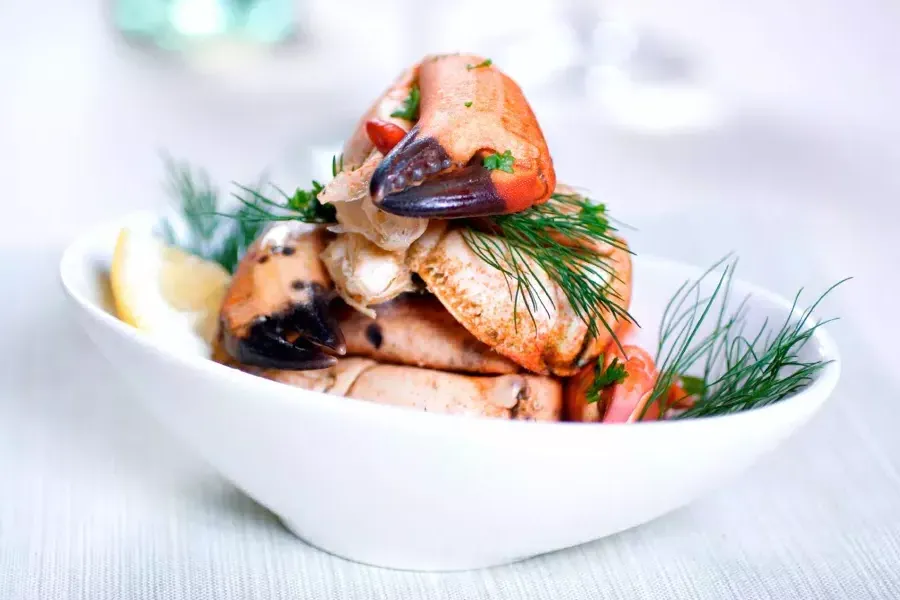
[223,316,338,371]
[369,54,555,218]
[219,224,346,370]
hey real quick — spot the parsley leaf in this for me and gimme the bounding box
[284,181,336,223]
[679,375,705,397]
[483,150,515,173]
[464,101,473,108]
[467,58,493,70]
[390,84,420,120]
[586,354,629,404]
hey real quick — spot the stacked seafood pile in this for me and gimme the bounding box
[213,54,651,423]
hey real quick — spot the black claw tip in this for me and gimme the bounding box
[370,125,452,203]
[285,306,346,355]
[285,283,346,354]
[377,164,506,218]
[223,282,346,370]
[225,327,337,371]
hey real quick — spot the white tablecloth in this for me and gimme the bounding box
[2,1,900,598]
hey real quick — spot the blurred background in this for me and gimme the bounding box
[5,0,900,224]
[6,0,900,226]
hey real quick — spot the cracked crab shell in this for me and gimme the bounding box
[407,223,633,376]
[319,152,429,253]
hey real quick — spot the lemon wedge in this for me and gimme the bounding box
[110,226,231,357]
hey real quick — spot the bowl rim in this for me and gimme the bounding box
[59,211,842,433]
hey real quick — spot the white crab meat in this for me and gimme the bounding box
[320,233,415,317]
[319,152,427,253]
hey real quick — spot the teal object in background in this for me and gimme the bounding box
[114,0,295,49]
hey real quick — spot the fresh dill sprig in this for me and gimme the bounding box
[210,192,272,273]
[461,191,634,340]
[159,157,335,273]
[640,257,847,419]
[160,155,221,249]
[390,84,420,120]
[159,156,270,273]
[227,181,336,225]
[586,353,628,404]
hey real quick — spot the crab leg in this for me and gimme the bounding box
[236,357,561,422]
[369,54,556,218]
[336,294,519,374]
[346,365,560,421]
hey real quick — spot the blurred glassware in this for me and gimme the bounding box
[384,0,724,134]
[559,1,724,133]
[585,23,723,133]
[114,0,296,50]
[401,0,575,90]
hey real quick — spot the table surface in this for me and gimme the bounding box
[2,1,900,598]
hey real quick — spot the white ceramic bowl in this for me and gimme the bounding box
[59,214,841,572]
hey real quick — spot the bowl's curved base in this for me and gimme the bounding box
[278,517,537,572]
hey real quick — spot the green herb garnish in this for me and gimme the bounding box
[679,374,705,397]
[159,157,336,273]
[229,181,336,225]
[586,354,629,404]
[160,155,220,251]
[640,257,846,419]
[332,154,343,177]
[211,196,273,274]
[461,191,633,340]
[159,156,272,273]
[467,58,493,70]
[483,150,515,173]
[390,84,420,120]
[464,101,473,108]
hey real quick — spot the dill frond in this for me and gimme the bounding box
[206,189,272,273]
[229,181,336,225]
[158,157,334,273]
[461,192,635,342]
[585,353,628,404]
[640,257,847,419]
[160,156,266,273]
[161,155,221,250]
